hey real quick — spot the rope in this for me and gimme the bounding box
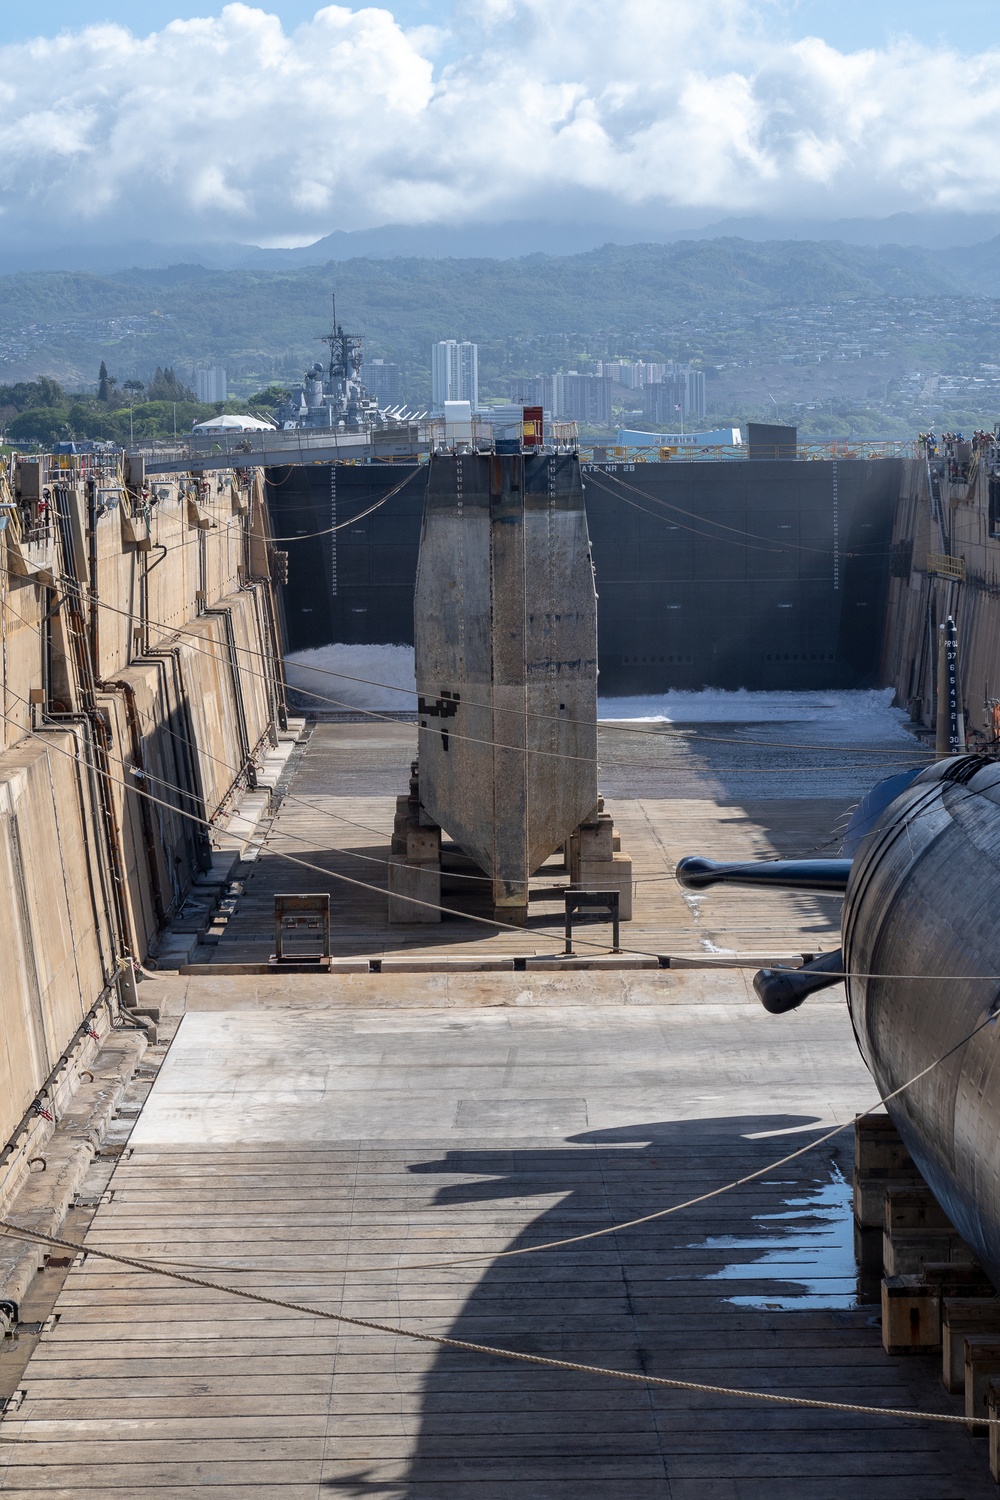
[0,1219,992,1431]
[586,469,842,557]
[267,467,422,541]
[4,687,998,968]
[29,577,924,772]
[3,560,936,760]
[42,1009,1000,1284]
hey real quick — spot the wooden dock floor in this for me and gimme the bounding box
[4,711,983,1498]
[205,717,905,962]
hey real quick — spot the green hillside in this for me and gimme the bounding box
[2,236,1000,436]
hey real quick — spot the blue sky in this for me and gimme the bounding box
[0,0,997,50]
[0,2,440,44]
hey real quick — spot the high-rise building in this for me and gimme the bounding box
[553,372,612,426]
[363,359,401,404]
[431,341,479,409]
[508,375,554,408]
[195,366,227,404]
[643,366,706,424]
[686,368,706,421]
[606,361,646,390]
[644,376,687,426]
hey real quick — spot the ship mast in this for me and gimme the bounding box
[321,291,362,385]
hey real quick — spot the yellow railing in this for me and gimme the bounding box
[579,439,920,464]
[926,553,966,580]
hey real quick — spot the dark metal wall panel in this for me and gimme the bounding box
[266,456,902,690]
[266,463,424,652]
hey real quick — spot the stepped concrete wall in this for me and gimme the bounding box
[0,455,285,1152]
[881,451,1000,741]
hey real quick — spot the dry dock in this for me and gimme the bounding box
[192,714,882,965]
[2,705,991,1498]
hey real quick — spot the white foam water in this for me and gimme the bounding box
[285,643,416,711]
[597,687,913,744]
[283,648,913,749]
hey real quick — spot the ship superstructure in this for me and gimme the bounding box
[276,297,386,433]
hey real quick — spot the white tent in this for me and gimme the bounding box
[192,414,275,434]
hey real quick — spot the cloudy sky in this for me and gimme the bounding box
[0,0,998,252]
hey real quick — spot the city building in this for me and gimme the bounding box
[553,371,612,426]
[685,367,706,421]
[194,366,227,404]
[509,375,554,408]
[644,366,706,425]
[644,375,687,426]
[431,340,479,409]
[363,359,401,404]
[606,361,645,390]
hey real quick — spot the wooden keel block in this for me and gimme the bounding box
[922,1260,992,1290]
[885,1186,953,1233]
[942,1298,1000,1393]
[387,858,441,924]
[853,1169,925,1228]
[882,1275,942,1353]
[883,1226,978,1276]
[854,1218,883,1277]
[855,1113,917,1176]
[989,1383,1000,1480]
[965,1337,1000,1429]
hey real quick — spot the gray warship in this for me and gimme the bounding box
[275,297,386,433]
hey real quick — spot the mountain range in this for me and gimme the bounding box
[3,235,1000,414]
[7,210,1000,278]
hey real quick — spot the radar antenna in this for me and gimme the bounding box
[320,290,363,383]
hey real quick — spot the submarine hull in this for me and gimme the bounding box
[844,756,1000,1286]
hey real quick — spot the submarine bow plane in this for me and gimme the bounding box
[678,754,1000,1290]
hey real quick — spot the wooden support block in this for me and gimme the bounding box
[854,1218,884,1306]
[965,1337,1000,1428]
[882,1275,942,1354]
[403,822,440,864]
[387,859,441,923]
[942,1298,1000,1393]
[853,1169,925,1228]
[854,1218,883,1275]
[885,1186,953,1233]
[855,1113,916,1176]
[567,812,615,869]
[575,853,634,920]
[883,1226,976,1277]
[989,1382,1000,1479]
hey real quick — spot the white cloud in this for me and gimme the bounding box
[1,0,999,246]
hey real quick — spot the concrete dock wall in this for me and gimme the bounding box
[881,451,1000,740]
[0,455,285,1148]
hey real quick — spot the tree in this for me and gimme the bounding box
[97,361,115,402]
[122,379,145,399]
[7,408,71,444]
[249,384,290,408]
[0,379,66,414]
[146,366,195,402]
[34,376,64,408]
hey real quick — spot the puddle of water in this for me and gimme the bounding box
[694,1164,856,1310]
